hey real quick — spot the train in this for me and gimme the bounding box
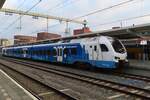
[2,36,128,69]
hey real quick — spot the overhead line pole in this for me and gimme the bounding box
[46,17,49,32]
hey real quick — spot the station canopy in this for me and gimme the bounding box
[9,23,150,47]
[93,23,150,39]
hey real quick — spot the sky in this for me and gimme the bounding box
[0,0,150,39]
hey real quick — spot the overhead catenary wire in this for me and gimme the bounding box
[73,0,136,19]
[3,0,42,31]
[0,0,27,26]
[46,0,70,12]
[4,0,81,35]
[30,22,66,34]
[44,0,79,33]
[45,0,146,32]
[29,0,136,35]
[16,0,27,9]
[1,0,84,34]
[31,0,81,34]
[2,0,133,33]
[2,0,147,37]
[33,11,150,34]
[42,0,136,32]
[47,0,137,29]
[47,0,81,13]
[90,12,150,28]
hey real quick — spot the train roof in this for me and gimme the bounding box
[3,36,112,49]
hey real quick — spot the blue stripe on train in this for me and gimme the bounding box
[65,59,116,68]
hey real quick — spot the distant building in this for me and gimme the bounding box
[14,35,37,45]
[73,27,91,35]
[0,39,12,46]
[37,32,61,41]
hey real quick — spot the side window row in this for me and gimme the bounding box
[32,50,52,55]
[5,47,78,56]
[32,48,77,56]
[64,48,77,55]
[90,44,108,52]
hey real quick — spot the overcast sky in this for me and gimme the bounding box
[0,0,150,39]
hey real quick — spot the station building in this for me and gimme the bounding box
[0,39,12,46]
[37,32,61,41]
[14,35,37,45]
[122,35,150,61]
[73,27,91,35]
[0,38,13,53]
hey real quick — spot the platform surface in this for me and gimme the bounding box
[129,60,150,70]
[0,69,38,100]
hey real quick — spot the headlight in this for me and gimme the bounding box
[115,56,120,60]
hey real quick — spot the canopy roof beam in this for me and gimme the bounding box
[0,8,87,25]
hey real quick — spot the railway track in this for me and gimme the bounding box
[0,60,78,100]
[3,56,150,83]
[0,65,69,100]
[1,57,150,99]
[112,72,150,83]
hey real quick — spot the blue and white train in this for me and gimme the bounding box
[2,36,128,69]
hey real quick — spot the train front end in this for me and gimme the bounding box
[111,39,129,68]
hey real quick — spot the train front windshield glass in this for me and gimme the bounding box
[112,39,125,53]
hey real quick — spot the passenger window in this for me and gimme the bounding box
[40,50,43,55]
[21,50,23,54]
[37,50,39,55]
[47,50,51,56]
[37,50,40,55]
[42,50,45,55]
[35,50,37,55]
[39,50,41,55]
[32,51,34,55]
[26,50,28,54]
[52,49,57,56]
[100,44,108,52]
[18,50,20,54]
[71,48,77,55]
[64,48,68,55]
[94,46,97,51]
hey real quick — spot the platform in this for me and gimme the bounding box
[129,60,150,70]
[0,69,38,100]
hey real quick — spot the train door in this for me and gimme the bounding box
[57,47,63,62]
[88,44,99,60]
[93,45,98,60]
[100,44,111,61]
[63,47,68,62]
[22,48,27,57]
